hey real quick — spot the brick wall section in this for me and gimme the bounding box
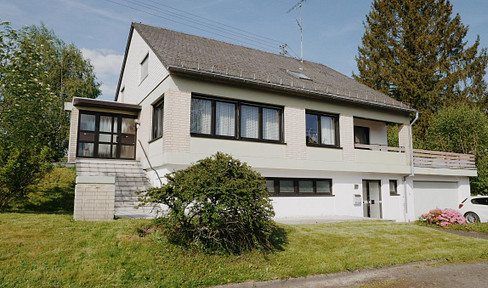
[68,106,79,163]
[398,123,411,165]
[340,114,355,161]
[163,90,191,152]
[74,176,115,221]
[285,107,307,160]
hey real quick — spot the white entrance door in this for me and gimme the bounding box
[363,180,382,219]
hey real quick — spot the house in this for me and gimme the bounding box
[67,23,476,221]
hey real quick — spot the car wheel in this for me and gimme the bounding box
[465,212,480,224]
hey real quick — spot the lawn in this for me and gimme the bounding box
[1,214,488,287]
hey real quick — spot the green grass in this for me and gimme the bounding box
[8,166,75,213]
[2,214,488,287]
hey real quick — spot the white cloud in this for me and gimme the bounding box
[81,48,123,100]
[81,48,123,77]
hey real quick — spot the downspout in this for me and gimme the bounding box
[409,111,419,177]
[404,111,419,221]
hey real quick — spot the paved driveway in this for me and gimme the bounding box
[215,261,488,288]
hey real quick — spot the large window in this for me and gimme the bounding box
[266,178,333,196]
[77,111,136,159]
[152,99,163,140]
[190,95,283,143]
[306,111,339,147]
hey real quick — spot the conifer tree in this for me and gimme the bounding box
[355,0,488,141]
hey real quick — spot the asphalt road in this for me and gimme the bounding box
[215,261,488,288]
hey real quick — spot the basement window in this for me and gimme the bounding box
[286,69,312,81]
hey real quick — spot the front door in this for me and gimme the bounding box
[363,180,382,218]
[77,111,137,159]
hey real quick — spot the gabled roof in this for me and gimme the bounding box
[116,23,414,113]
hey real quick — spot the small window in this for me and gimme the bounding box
[267,178,333,196]
[140,53,149,82]
[152,99,164,139]
[298,180,314,193]
[389,180,399,196]
[306,111,339,147]
[266,180,275,193]
[354,126,370,145]
[279,180,295,193]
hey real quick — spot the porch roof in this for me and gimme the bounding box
[73,97,141,113]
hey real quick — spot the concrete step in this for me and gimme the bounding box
[76,158,156,219]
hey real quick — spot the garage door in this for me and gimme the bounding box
[413,181,459,218]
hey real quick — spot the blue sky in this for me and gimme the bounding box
[2,0,488,100]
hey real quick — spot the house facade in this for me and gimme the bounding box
[67,23,476,221]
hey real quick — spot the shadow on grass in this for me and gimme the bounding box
[2,167,75,215]
[270,225,289,251]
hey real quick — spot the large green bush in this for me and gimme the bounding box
[140,152,276,253]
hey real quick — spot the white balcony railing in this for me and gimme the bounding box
[354,143,405,153]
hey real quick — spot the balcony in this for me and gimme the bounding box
[413,149,476,170]
[354,143,476,170]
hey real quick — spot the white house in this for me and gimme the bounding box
[67,23,476,222]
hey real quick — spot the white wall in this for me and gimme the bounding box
[117,29,170,105]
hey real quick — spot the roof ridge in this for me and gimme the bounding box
[132,22,301,62]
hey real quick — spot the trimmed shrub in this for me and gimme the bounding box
[420,208,466,227]
[140,152,276,253]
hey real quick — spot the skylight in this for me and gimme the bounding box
[286,69,312,81]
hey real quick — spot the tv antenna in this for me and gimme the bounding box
[287,0,307,62]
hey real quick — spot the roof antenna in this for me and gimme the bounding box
[280,44,288,56]
[287,0,308,63]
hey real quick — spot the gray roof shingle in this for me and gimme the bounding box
[127,23,413,113]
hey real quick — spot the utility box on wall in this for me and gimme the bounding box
[353,194,362,206]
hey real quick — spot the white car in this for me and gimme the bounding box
[458,196,488,223]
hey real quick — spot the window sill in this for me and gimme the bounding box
[190,133,286,145]
[390,194,401,197]
[148,136,162,144]
[306,144,342,149]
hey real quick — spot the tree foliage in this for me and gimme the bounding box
[0,21,101,159]
[355,0,488,139]
[0,20,100,209]
[426,105,488,194]
[140,152,276,254]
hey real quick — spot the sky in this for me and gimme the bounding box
[2,0,488,100]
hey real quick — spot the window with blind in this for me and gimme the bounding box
[266,178,333,196]
[306,110,339,147]
[190,95,283,143]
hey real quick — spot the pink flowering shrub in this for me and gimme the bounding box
[420,208,466,227]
